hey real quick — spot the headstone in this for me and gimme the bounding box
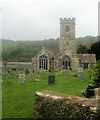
[48,76,55,85]
[34,64,39,81]
[86,84,94,98]
[3,61,7,76]
[19,72,25,85]
[78,68,83,72]
[35,74,39,81]
[60,70,63,75]
[46,71,49,74]
[40,68,45,73]
[29,68,33,77]
[77,68,84,80]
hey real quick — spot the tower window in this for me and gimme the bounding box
[65,25,70,32]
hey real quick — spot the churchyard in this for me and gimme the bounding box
[2,69,91,118]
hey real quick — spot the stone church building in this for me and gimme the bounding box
[33,18,96,72]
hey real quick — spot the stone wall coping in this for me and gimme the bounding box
[35,90,99,111]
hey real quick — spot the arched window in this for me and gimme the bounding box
[62,55,71,69]
[39,55,48,70]
[65,25,70,32]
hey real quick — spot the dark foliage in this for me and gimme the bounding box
[91,60,100,88]
[38,98,97,120]
[77,44,88,54]
[88,40,100,60]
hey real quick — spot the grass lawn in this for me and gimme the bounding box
[2,70,90,118]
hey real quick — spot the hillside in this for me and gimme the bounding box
[2,36,98,62]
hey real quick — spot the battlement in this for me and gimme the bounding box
[60,18,75,23]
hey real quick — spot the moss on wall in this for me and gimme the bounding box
[34,91,98,120]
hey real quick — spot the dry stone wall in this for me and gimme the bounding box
[34,90,99,120]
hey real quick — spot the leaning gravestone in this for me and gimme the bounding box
[48,76,55,85]
[77,68,84,80]
[19,72,25,85]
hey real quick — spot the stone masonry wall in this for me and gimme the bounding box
[34,90,99,120]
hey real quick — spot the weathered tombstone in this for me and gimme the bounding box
[29,64,34,77]
[35,74,39,81]
[48,76,55,85]
[77,68,84,80]
[59,70,63,75]
[29,68,33,77]
[34,64,39,81]
[46,71,49,74]
[19,72,25,85]
[86,84,94,98]
[3,61,7,76]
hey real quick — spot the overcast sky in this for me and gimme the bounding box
[0,0,99,41]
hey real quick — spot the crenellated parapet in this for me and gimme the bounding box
[60,18,75,24]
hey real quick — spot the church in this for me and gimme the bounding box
[32,18,96,72]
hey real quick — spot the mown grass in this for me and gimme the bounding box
[2,70,90,118]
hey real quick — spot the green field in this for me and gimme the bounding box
[2,70,90,118]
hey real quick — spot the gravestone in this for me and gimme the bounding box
[48,76,55,85]
[40,68,45,73]
[19,72,25,84]
[86,84,94,98]
[29,68,33,77]
[35,74,39,81]
[77,68,84,80]
[34,64,39,81]
[3,61,7,76]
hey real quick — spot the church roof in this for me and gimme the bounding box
[77,54,96,64]
[34,46,55,59]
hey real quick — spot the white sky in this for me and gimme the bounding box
[0,0,99,41]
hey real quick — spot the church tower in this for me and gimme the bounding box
[59,18,79,70]
[60,18,77,53]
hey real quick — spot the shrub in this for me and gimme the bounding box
[91,60,100,88]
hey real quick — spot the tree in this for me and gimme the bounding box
[88,41,100,60]
[77,44,88,54]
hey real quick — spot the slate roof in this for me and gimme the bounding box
[77,54,96,64]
